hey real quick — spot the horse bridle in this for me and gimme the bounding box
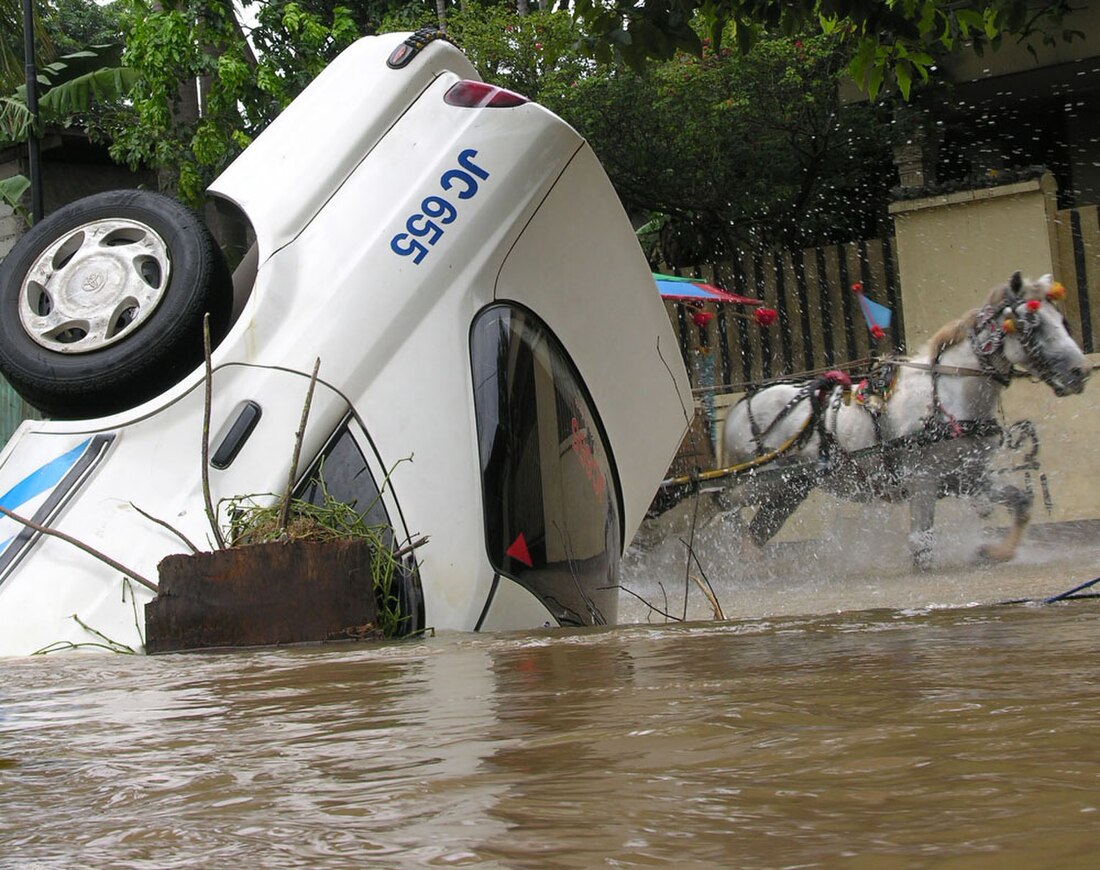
[967,304,1018,385]
[967,295,1064,387]
[912,294,1063,438]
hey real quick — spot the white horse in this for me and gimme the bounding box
[720,272,1090,568]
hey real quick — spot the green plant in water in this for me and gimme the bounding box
[33,613,137,655]
[221,475,411,639]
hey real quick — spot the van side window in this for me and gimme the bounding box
[297,423,391,539]
[470,304,621,626]
[296,420,424,635]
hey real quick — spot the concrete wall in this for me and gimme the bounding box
[888,174,1060,348]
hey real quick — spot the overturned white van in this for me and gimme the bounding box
[0,30,691,656]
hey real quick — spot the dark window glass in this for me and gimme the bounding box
[297,421,423,634]
[471,305,620,626]
[298,425,391,537]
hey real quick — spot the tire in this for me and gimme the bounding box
[0,190,233,419]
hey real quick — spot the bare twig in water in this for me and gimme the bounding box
[603,584,683,623]
[122,578,146,648]
[687,574,724,621]
[0,505,157,592]
[278,357,321,533]
[682,488,703,621]
[201,314,226,550]
[70,613,136,653]
[34,640,132,655]
[678,536,726,620]
[129,502,200,554]
[33,610,137,655]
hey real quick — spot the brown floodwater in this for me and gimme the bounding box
[3,510,1100,868]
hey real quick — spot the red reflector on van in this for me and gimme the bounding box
[444,81,529,108]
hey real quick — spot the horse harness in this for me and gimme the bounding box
[743,302,1035,490]
[743,373,842,466]
[660,294,1052,499]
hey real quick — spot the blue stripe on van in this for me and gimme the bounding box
[0,439,92,513]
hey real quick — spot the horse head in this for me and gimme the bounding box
[975,272,1091,396]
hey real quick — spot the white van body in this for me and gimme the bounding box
[0,32,691,656]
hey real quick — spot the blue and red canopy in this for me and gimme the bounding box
[653,273,761,306]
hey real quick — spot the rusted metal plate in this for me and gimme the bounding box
[146,539,381,654]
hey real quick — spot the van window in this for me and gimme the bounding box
[470,304,620,626]
[298,423,391,534]
[297,419,423,634]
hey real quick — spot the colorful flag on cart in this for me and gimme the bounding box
[653,274,761,306]
[851,282,892,339]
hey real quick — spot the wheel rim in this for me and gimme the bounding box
[18,217,172,354]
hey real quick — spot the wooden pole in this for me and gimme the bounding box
[21,0,43,223]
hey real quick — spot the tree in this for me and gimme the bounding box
[107,0,429,203]
[445,4,590,103]
[440,8,894,264]
[1,1,131,144]
[549,32,893,264]
[1,0,53,93]
[50,0,124,55]
[105,0,355,203]
[572,0,1084,99]
[0,43,136,145]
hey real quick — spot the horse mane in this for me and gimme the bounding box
[921,272,1047,358]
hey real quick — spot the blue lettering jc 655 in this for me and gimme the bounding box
[390,149,489,265]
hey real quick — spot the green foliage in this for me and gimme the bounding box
[107,0,367,204]
[1,0,53,92]
[50,0,124,56]
[446,5,592,103]
[0,44,135,145]
[445,8,895,261]
[2,0,121,93]
[551,30,894,263]
[0,173,30,225]
[248,1,360,106]
[573,0,1083,100]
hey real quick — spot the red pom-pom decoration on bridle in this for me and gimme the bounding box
[754,307,778,327]
[1026,299,1042,312]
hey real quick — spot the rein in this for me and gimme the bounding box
[892,359,1028,380]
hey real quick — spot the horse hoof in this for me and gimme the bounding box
[978,543,1015,563]
[740,535,764,557]
[912,551,933,572]
[909,530,934,571]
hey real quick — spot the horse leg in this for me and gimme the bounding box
[908,484,937,572]
[746,470,818,549]
[978,481,1032,563]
